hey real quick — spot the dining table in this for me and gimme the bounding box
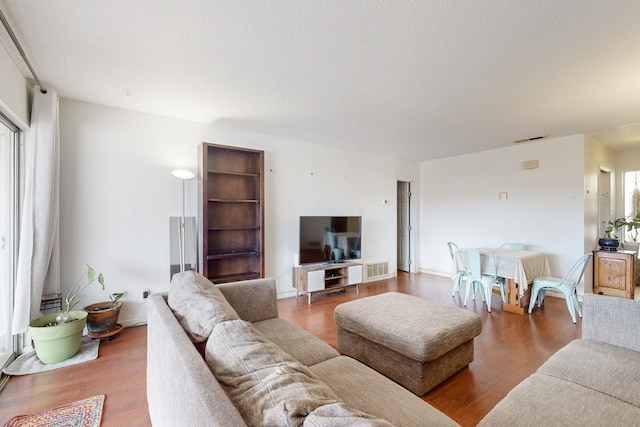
[453,248,551,314]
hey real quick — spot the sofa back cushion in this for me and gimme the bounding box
[168,271,239,343]
[217,278,278,323]
[582,293,640,352]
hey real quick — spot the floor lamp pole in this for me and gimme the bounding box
[179,178,186,272]
[172,169,196,274]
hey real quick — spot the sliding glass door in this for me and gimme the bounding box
[0,115,19,368]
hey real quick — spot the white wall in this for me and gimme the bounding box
[59,99,416,326]
[419,135,587,288]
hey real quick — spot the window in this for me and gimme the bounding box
[623,170,640,241]
[0,114,19,372]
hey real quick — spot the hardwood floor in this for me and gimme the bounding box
[0,324,150,427]
[0,272,581,427]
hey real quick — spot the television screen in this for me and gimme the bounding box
[299,216,361,265]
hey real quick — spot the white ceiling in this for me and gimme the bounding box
[1,0,640,161]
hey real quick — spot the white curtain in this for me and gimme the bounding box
[11,89,60,334]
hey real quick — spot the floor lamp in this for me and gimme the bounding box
[172,169,196,273]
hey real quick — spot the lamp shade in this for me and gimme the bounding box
[171,169,195,180]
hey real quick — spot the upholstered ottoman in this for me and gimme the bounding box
[334,292,482,396]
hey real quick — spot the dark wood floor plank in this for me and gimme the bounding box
[0,272,580,427]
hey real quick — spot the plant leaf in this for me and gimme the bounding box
[87,266,96,282]
[110,292,124,303]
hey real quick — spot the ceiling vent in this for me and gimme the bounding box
[514,136,546,143]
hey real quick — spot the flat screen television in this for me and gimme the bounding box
[299,216,362,265]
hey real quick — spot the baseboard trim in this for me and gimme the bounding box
[420,269,450,277]
[119,318,147,328]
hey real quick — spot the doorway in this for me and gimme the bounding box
[397,181,411,272]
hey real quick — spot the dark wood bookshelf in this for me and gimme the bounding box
[198,143,264,283]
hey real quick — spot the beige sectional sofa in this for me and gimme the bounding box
[147,272,458,426]
[479,293,640,426]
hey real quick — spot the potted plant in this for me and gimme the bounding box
[28,265,104,364]
[598,219,626,251]
[623,212,640,252]
[598,218,621,251]
[83,291,125,339]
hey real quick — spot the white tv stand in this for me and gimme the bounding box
[293,262,363,304]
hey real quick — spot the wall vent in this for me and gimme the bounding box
[363,261,390,282]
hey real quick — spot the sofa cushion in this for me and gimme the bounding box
[205,319,392,426]
[168,271,239,343]
[536,339,640,408]
[478,373,640,426]
[252,318,339,366]
[309,356,459,427]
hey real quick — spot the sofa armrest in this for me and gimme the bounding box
[217,278,278,323]
[146,293,246,427]
[582,293,640,352]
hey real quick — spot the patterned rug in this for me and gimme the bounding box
[2,395,105,427]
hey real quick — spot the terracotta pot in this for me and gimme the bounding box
[83,301,122,334]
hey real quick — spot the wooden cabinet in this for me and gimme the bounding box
[293,263,363,304]
[593,250,636,299]
[198,143,264,283]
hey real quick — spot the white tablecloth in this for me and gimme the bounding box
[453,248,550,296]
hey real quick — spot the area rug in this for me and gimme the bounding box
[2,395,105,427]
[2,341,99,376]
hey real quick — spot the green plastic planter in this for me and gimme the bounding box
[29,311,88,364]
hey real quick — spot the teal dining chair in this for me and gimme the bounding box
[528,253,593,323]
[500,243,525,250]
[461,248,505,312]
[447,242,466,296]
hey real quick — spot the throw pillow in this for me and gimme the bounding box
[206,319,337,425]
[168,270,239,343]
[205,319,393,426]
